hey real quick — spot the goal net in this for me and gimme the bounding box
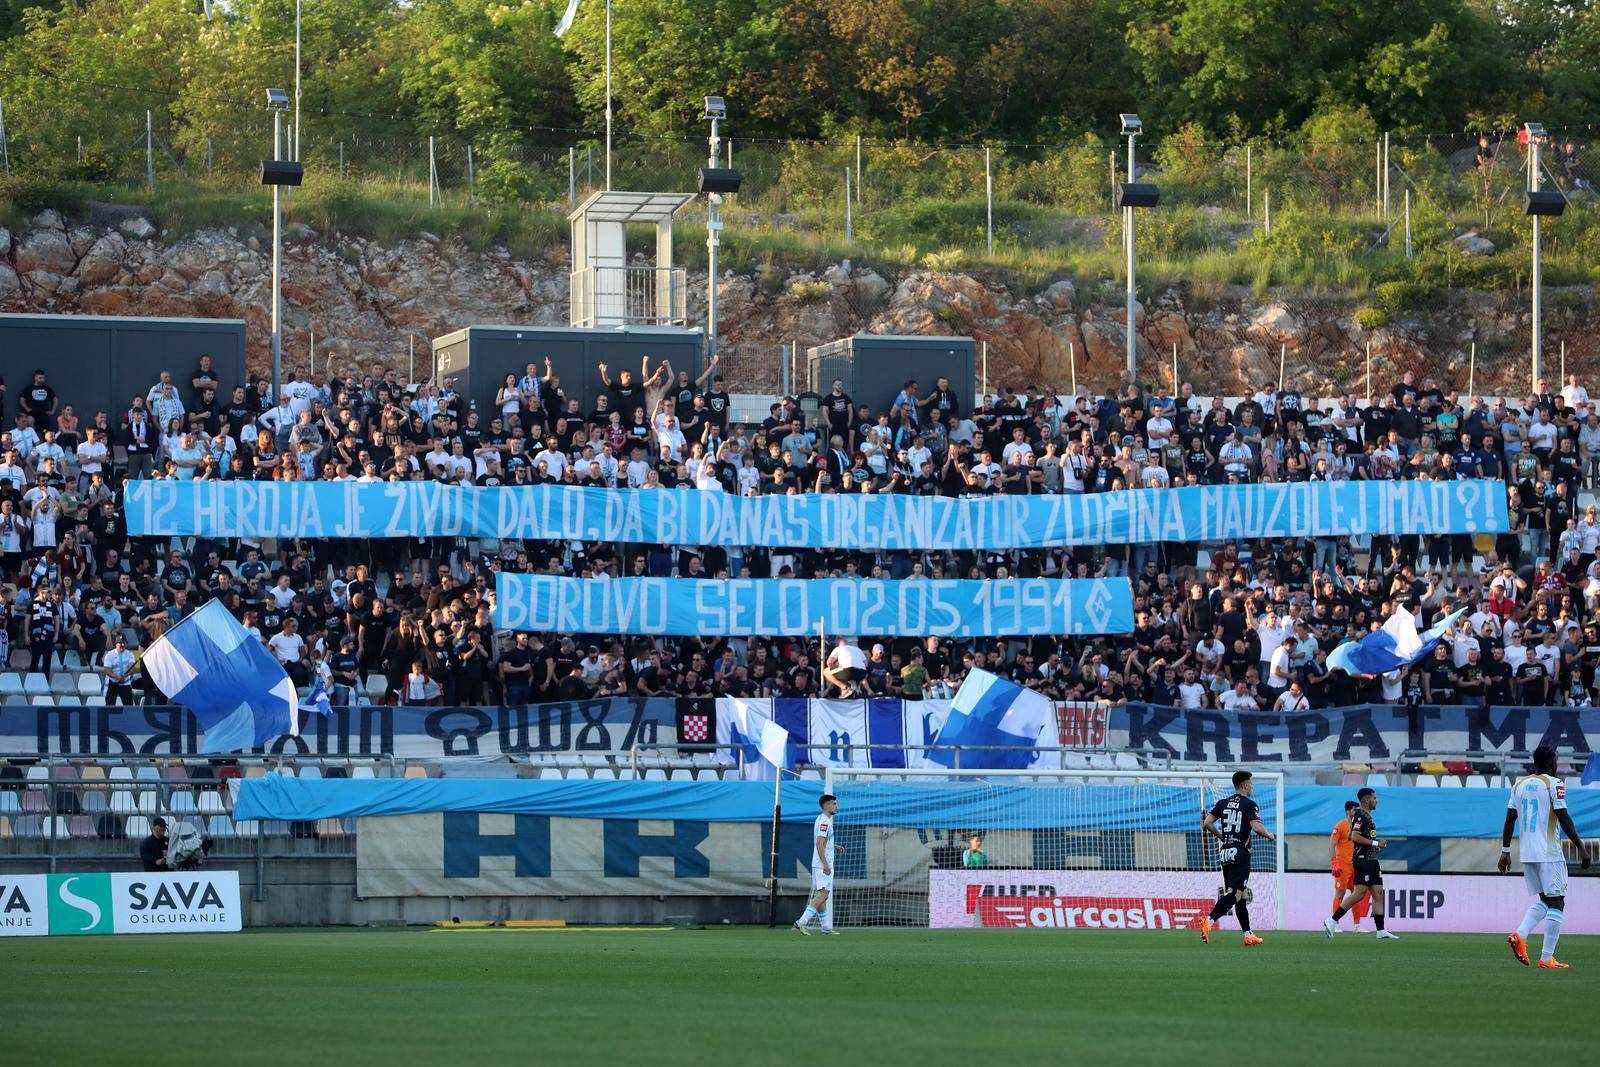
[823,768,1284,931]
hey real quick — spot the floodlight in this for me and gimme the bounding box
[704,96,726,119]
[1526,191,1566,216]
[265,88,290,111]
[699,168,743,194]
[1524,122,1547,141]
[1120,114,1142,136]
[1118,183,1160,209]
[260,160,305,187]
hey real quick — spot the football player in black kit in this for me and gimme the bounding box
[1324,787,1401,940]
[1198,770,1276,946]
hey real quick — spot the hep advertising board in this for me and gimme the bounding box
[929,869,1280,930]
[0,872,242,936]
[1281,872,1600,934]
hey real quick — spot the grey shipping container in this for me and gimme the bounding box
[432,325,706,425]
[806,334,976,417]
[0,313,247,426]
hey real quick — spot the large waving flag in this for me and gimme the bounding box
[142,599,299,753]
[715,698,793,781]
[1327,606,1466,677]
[928,668,1053,770]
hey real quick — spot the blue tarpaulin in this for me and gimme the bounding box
[234,777,1600,836]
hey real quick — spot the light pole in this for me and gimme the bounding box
[261,89,301,400]
[698,97,742,361]
[1117,114,1159,381]
[1523,122,1566,392]
[294,0,301,162]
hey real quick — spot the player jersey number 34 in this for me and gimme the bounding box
[1210,794,1259,865]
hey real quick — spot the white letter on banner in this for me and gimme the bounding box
[779,580,809,636]
[495,487,520,539]
[188,481,216,536]
[928,581,962,635]
[503,578,531,630]
[379,483,407,537]
[656,491,679,544]
[296,483,323,534]
[641,579,667,634]
[232,480,257,537]
[695,580,722,635]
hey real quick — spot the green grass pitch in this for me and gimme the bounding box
[6,928,1592,1065]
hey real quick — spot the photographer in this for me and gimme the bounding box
[139,816,169,871]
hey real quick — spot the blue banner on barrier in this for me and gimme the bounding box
[494,574,1135,636]
[233,777,1600,837]
[125,479,1509,548]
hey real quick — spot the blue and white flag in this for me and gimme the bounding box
[307,676,333,718]
[141,600,298,753]
[553,0,581,36]
[715,698,794,781]
[1327,606,1466,677]
[928,669,1054,770]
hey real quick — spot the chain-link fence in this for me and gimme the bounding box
[4,99,1599,401]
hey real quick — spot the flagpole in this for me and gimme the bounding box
[767,768,782,927]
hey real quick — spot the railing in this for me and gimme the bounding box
[569,264,687,328]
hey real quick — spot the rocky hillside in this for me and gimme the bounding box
[1,209,1595,399]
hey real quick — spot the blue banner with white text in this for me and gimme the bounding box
[1110,703,1597,764]
[494,574,1135,636]
[125,479,1509,548]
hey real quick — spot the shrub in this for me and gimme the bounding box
[0,173,87,219]
[788,279,831,302]
[1354,305,1390,329]
[64,143,120,185]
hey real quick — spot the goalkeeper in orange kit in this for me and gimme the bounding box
[1329,800,1371,929]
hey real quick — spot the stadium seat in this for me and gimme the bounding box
[233,819,261,837]
[643,768,668,782]
[13,815,41,837]
[403,765,428,779]
[68,815,95,839]
[351,766,375,780]
[135,766,160,781]
[561,767,589,780]
[363,675,389,701]
[21,790,47,814]
[316,818,344,837]
[1340,772,1363,786]
[0,672,23,698]
[108,766,133,782]
[49,673,77,696]
[81,789,108,815]
[1464,774,1490,788]
[272,766,296,778]
[54,695,81,706]
[1419,760,1448,776]
[538,767,562,780]
[299,766,322,780]
[207,815,234,838]
[170,790,196,814]
[28,695,52,707]
[109,790,135,815]
[244,765,267,778]
[22,673,50,696]
[1364,772,1389,788]
[76,674,102,698]
[1063,751,1090,770]
[1439,775,1464,789]
[165,764,188,783]
[136,791,158,815]
[0,816,9,839]
[79,765,105,786]
[46,816,70,839]
[798,768,822,781]
[1414,774,1440,788]
[1086,753,1117,770]
[0,791,19,815]
[615,767,638,781]
[95,813,124,839]
[24,765,48,784]
[125,815,150,838]
[1112,752,1142,770]
[197,790,225,815]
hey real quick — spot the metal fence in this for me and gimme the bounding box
[5,98,1600,401]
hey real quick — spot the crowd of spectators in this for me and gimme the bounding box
[4,353,1600,713]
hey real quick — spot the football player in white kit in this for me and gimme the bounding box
[1501,746,1591,969]
[794,793,844,936]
